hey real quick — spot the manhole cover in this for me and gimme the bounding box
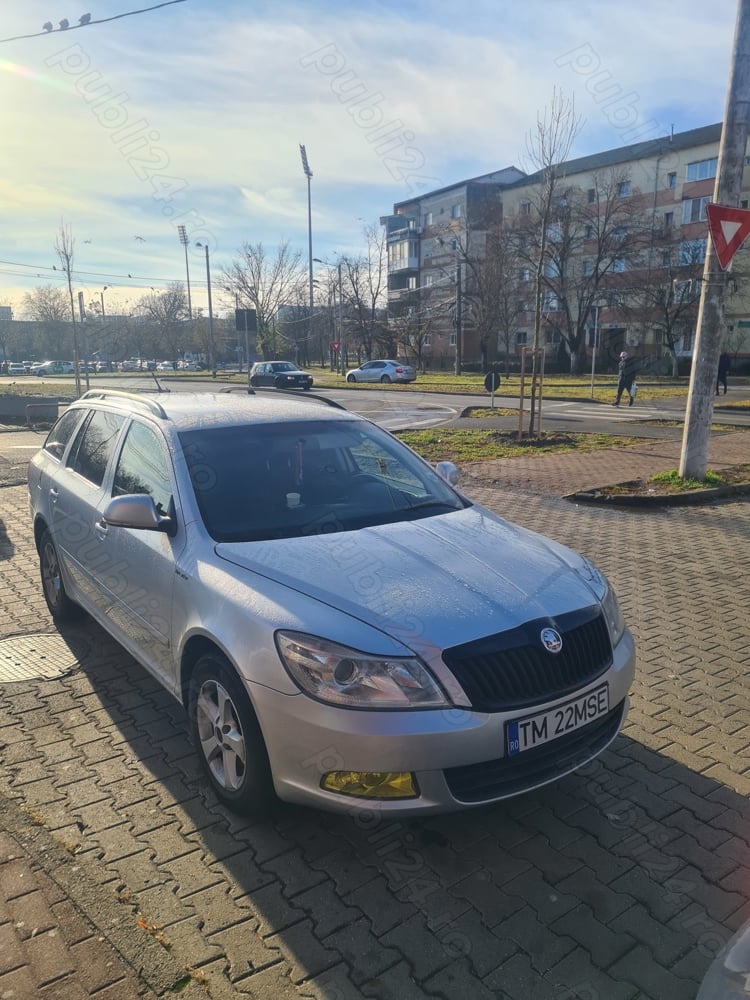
[0,633,90,682]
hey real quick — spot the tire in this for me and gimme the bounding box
[189,652,274,815]
[39,528,82,623]
[380,374,391,384]
[346,374,356,383]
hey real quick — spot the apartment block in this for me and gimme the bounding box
[382,123,750,373]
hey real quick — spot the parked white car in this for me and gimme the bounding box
[33,360,75,375]
[346,360,417,384]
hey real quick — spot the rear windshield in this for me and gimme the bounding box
[178,418,467,542]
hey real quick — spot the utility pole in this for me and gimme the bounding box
[679,0,750,479]
[454,259,462,376]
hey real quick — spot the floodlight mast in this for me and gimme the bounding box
[177,225,193,320]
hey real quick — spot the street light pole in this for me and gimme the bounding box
[590,305,600,398]
[177,225,193,320]
[100,286,108,319]
[299,144,314,363]
[196,242,216,377]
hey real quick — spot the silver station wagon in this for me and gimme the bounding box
[28,389,635,816]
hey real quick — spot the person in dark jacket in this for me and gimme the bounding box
[613,351,638,407]
[717,352,730,395]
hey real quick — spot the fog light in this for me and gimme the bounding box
[321,770,418,799]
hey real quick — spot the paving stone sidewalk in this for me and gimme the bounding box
[1,423,749,998]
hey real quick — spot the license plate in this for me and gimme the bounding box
[506,684,609,756]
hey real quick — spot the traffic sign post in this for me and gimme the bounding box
[484,370,501,409]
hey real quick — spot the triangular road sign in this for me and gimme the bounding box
[706,203,750,270]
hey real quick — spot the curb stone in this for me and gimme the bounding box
[564,482,750,507]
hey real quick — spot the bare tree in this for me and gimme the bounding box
[519,168,651,373]
[523,90,583,433]
[223,241,307,360]
[21,285,69,323]
[54,222,82,396]
[136,283,189,363]
[339,224,389,362]
[19,284,70,360]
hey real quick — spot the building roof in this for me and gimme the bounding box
[512,123,723,188]
[391,123,723,211]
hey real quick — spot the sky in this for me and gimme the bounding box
[0,0,740,318]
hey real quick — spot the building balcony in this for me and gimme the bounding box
[388,257,419,273]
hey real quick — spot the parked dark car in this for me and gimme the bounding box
[250,361,313,389]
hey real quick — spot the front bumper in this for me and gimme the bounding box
[247,627,636,816]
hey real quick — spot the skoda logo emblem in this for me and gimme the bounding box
[540,627,563,654]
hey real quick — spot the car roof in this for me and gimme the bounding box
[74,389,356,431]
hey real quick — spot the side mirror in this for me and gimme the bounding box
[102,494,175,535]
[435,461,460,486]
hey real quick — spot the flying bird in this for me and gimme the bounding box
[79,13,92,25]
[134,235,146,242]
[42,21,53,31]
[83,239,92,244]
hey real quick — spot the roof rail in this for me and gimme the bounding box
[220,386,348,411]
[79,389,169,419]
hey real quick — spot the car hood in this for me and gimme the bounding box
[215,506,602,652]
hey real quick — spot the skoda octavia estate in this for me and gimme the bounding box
[28,388,635,816]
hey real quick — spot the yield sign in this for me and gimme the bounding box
[706,203,750,270]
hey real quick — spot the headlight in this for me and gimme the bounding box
[276,631,450,709]
[601,582,626,647]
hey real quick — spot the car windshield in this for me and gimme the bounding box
[179,418,468,542]
[271,363,296,372]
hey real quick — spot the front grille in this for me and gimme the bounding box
[444,701,625,803]
[442,606,612,712]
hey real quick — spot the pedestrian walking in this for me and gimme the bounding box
[613,351,638,407]
[717,352,730,395]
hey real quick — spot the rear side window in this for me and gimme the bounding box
[43,408,87,461]
[113,421,173,515]
[67,409,126,487]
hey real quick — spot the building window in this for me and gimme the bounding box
[582,260,592,276]
[519,201,531,215]
[661,251,671,267]
[423,211,433,227]
[541,292,558,311]
[451,203,462,219]
[585,224,595,239]
[664,211,674,229]
[614,225,626,241]
[587,188,596,203]
[653,330,664,345]
[518,267,530,282]
[612,258,626,273]
[742,200,749,209]
[680,239,707,265]
[545,329,561,345]
[516,331,528,345]
[423,274,433,287]
[408,276,417,289]
[449,332,457,347]
[423,334,431,346]
[617,181,631,198]
[686,158,718,182]
[667,172,677,189]
[681,196,711,224]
